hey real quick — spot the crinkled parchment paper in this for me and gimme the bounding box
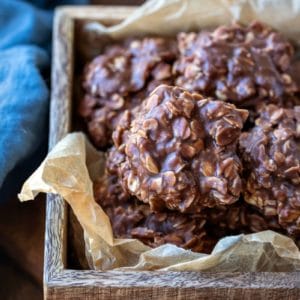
[19,133,300,271]
[19,0,300,271]
[87,0,300,44]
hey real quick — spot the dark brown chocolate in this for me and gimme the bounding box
[94,174,215,253]
[205,201,282,236]
[93,174,285,253]
[239,104,300,236]
[79,37,177,148]
[83,38,176,97]
[109,85,248,212]
[173,22,298,107]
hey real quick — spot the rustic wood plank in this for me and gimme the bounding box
[47,271,300,299]
[46,6,76,298]
[50,270,300,289]
[47,5,300,299]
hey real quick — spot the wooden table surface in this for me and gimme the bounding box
[0,196,45,299]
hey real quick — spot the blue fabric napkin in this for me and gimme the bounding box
[0,0,87,201]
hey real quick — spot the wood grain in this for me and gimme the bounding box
[47,270,300,299]
[47,5,300,299]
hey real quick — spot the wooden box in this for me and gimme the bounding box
[47,5,300,299]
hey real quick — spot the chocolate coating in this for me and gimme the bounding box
[83,38,176,97]
[94,174,284,252]
[110,85,248,212]
[94,174,215,253]
[83,45,133,97]
[174,22,298,106]
[205,201,282,237]
[239,104,300,236]
[79,37,176,148]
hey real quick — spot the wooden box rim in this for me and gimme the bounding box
[47,5,300,299]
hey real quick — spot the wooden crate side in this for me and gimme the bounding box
[45,7,75,298]
[46,270,300,299]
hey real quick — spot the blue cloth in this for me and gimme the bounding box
[0,0,87,201]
